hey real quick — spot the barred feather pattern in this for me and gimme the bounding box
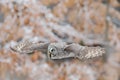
[77,46,105,60]
[10,40,50,54]
[47,43,105,60]
[10,40,34,53]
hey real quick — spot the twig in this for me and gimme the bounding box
[104,0,110,41]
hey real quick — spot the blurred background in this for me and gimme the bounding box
[0,0,120,80]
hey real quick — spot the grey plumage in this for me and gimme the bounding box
[47,42,105,60]
[10,40,105,61]
[47,42,75,59]
[10,40,34,54]
[10,40,50,54]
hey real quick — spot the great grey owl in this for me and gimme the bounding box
[11,40,105,60]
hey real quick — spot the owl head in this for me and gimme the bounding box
[47,44,59,59]
[47,42,76,59]
[47,42,66,59]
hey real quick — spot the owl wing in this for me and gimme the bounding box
[10,40,34,54]
[63,43,105,60]
[28,42,50,53]
[10,40,50,54]
[77,46,105,60]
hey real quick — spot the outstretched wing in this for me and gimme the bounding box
[10,40,34,54]
[77,46,105,60]
[10,40,50,54]
[64,43,105,60]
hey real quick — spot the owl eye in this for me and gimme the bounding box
[49,48,55,53]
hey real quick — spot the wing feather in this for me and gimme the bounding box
[77,46,105,60]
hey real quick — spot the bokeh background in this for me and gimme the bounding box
[0,0,120,80]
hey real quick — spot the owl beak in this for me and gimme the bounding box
[47,52,51,59]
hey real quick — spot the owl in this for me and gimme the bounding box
[47,42,105,60]
[11,40,105,61]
